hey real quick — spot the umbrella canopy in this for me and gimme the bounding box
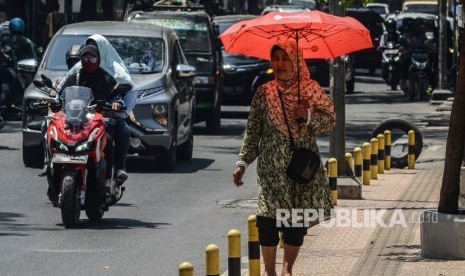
[219,10,373,60]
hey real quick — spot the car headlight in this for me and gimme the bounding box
[150,104,168,128]
[52,139,69,152]
[139,87,164,98]
[222,64,237,73]
[75,141,94,154]
[195,76,215,85]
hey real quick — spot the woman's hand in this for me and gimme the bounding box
[294,102,310,122]
[233,166,245,187]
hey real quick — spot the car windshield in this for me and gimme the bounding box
[404,4,438,15]
[45,35,165,74]
[367,6,387,15]
[132,18,211,53]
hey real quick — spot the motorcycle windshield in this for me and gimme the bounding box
[62,86,94,127]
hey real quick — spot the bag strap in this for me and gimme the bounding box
[277,91,295,150]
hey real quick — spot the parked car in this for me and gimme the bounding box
[125,7,223,133]
[22,21,196,171]
[213,15,273,105]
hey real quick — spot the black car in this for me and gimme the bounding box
[213,15,273,105]
[346,8,385,74]
[126,7,223,133]
[22,21,196,171]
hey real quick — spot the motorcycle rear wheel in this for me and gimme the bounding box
[60,171,81,228]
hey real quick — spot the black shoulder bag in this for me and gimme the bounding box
[278,92,320,184]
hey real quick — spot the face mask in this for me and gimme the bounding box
[82,61,99,73]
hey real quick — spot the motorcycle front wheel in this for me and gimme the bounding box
[60,171,81,228]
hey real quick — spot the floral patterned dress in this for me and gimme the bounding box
[236,40,336,220]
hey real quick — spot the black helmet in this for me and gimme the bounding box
[65,44,82,69]
[385,18,397,33]
[9,17,25,35]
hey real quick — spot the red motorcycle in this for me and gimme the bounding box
[33,76,130,228]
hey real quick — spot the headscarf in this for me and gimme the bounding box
[63,34,134,86]
[262,40,328,138]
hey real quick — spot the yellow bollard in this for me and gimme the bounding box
[384,130,391,170]
[354,147,362,182]
[179,262,194,276]
[362,143,371,185]
[328,158,337,205]
[408,130,415,169]
[345,152,353,172]
[279,231,283,248]
[228,229,241,276]
[247,215,260,276]
[370,138,378,180]
[206,244,220,276]
[377,134,385,174]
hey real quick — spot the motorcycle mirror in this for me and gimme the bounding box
[112,83,132,96]
[33,79,45,88]
[41,74,54,88]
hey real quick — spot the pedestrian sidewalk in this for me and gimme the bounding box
[242,162,465,275]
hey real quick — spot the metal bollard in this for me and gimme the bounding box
[362,143,371,185]
[377,134,385,174]
[247,215,260,276]
[345,152,353,172]
[206,244,220,276]
[354,147,362,182]
[228,229,241,276]
[408,130,415,169]
[328,158,337,205]
[384,130,391,170]
[179,262,194,276]
[370,138,378,180]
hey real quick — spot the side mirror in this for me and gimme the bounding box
[113,83,133,95]
[176,64,196,78]
[41,74,54,88]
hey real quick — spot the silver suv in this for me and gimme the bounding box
[22,21,196,171]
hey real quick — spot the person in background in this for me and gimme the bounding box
[232,40,335,276]
[2,17,36,106]
[43,3,65,46]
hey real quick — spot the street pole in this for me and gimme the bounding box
[328,0,346,175]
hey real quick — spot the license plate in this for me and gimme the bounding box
[384,49,399,54]
[52,153,88,164]
[223,86,244,96]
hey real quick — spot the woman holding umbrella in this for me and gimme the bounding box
[233,40,335,275]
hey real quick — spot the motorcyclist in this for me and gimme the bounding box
[380,18,400,48]
[1,18,36,106]
[55,35,137,195]
[398,18,428,83]
[38,44,81,177]
[379,18,401,82]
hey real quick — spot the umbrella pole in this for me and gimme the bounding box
[295,35,301,104]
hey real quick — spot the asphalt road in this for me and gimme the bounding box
[0,70,449,275]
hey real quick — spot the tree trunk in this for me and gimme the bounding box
[438,2,465,214]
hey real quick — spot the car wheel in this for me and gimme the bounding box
[177,118,193,161]
[23,142,45,168]
[159,118,177,171]
[206,104,221,134]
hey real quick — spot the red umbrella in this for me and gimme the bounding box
[219,10,373,61]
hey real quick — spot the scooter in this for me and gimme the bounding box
[381,42,401,91]
[406,46,432,101]
[33,75,131,228]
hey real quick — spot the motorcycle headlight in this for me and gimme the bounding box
[52,139,69,152]
[75,141,94,154]
[150,104,168,128]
